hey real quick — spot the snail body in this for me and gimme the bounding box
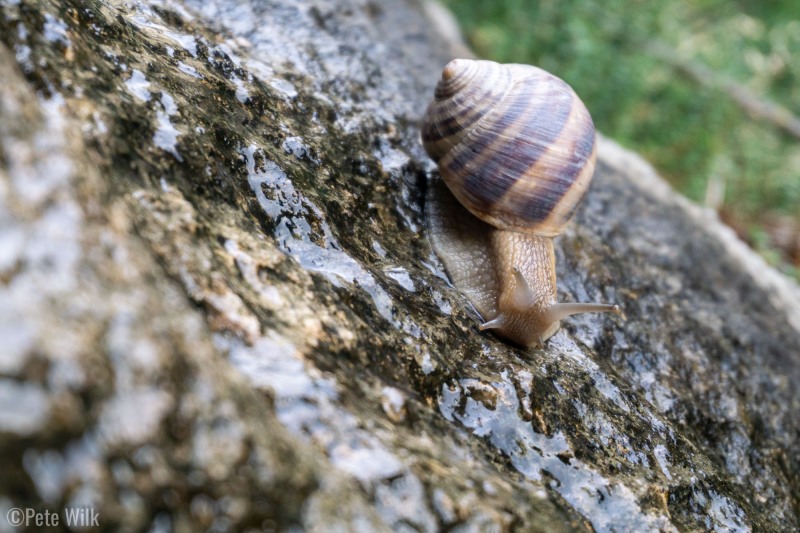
[423,59,619,347]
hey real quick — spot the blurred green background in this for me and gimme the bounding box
[441,0,800,279]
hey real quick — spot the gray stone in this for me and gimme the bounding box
[0,0,798,531]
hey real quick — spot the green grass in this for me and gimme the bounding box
[441,0,800,279]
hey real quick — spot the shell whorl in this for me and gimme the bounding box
[421,59,597,237]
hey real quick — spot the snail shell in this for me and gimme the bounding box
[423,59,619,347]
[422,58,597,237]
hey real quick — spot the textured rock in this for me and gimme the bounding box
[0,0,798,531]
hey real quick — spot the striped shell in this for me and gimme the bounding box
[421,59,597,237]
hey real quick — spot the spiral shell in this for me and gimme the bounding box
[421,59,597,237]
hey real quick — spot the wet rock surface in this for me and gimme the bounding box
[1,0,798,531]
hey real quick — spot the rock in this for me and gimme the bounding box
[0,0,798,531]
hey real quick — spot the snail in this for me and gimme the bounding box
[422,58,620,348]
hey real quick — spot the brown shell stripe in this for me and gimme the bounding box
[422,82,509,158]
[558,153,595,224]
[443,77,574,213]
[422,88,495,144]
[421,101,491,159]
[433,64,473,98]
[510,112,595,225]
[434,76,471,99]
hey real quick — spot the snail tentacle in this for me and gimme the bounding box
[510,268,536,310]
[479,316,506,331]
